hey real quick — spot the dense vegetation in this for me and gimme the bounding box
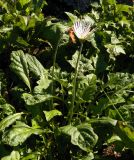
[0,0,134,159]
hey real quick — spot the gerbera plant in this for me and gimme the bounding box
[69,18,95,123]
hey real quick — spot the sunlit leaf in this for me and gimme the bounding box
[34,75,51,94]
[10,50,31,91]
[100,0,116,6]
[0,103,15,116]
[22,93,53,106]
[0,113,23,131]
[116,4,132,14]
[89,117,117,126]
[2,122,43,146]
[65,12,78,23]
[82,74,97,101]
[26,54,47,78]
[0,27,13,33]
[1,151,20,160]
[115,121,134,149]
[44,110,62,121]
[15,16,27,31]
[21,152,39,160]
[19,0,31,7]
[16,37,30,47]
[59,123,98,152]
[107,135,121,144]
[105,44,125,60]
[81,152,94,160]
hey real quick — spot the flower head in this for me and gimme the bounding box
[73,19,94,40]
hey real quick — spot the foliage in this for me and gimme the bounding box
[0,0,134,159]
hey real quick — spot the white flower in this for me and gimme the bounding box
[73,20,94,40]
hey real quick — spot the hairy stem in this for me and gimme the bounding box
[68,42,84,124]
[51,34,62,109]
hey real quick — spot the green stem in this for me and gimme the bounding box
[102,87,125,122]
[51,34,62,109]
[0,81,1,96]
[68,41,84,124]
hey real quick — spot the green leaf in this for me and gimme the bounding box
[89,117,117,126]
[115,121,134,150]
[100,0,116,6]
[34,75,51,94]
[107,135,121,144]
[119,17,131,27]
[116,4,132,14]
[2,122,43,146]
[21,152,39,160]
[68,51,94,71]
[105,44,125,60]
[81,152,94,160]
[59,123,98,152]
[10,50,31,91]
[119,104,134,121]
[26,54,46,78]
[32,0,47,12]
[1,151,20,160]
[22,93,53,106]
[0,96,15,116]
[68,50,80,68]
[75,74,97,102]
[15,16,27,31]
[0,113,23,131]
[82,74,97,101]
[0,103,15,116]
[16,37,30,47]
[27,15,36,29]
[44,110,62,121]
[96,94,125,115]
[65,12,78,23]
[107,73,134,90]
[42,20,68,45]
[0,27,13,33]
[19,0,31,7]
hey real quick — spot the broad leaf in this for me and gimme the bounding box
[81,152,94,160]
[16,37,30,47]
[105,44,125,60]
[65,12,78,23]
[0,103,15,116]
[0,113,23,131]
[26,54,47,78]
[44,110,62,121]
[2,122,43,146]
[19,0,31,7]
[1,151,20,160]
[89,117,117,126]
[75,74,97,102]
[68,51,94,71]
[0,27,13,33]
[59,123,98,152]
[116,4,132,14]
[22,93,53,106]
[100,0,116,6]
[34,75,51,94]
[21,152,39,160]
[115,121,134,150]
[15,16,27,31]
[10,50,31,91]
[41,21,68,45]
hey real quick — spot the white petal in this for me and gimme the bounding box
[73,20,92,40]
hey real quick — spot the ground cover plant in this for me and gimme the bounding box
[0,0,134,159]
